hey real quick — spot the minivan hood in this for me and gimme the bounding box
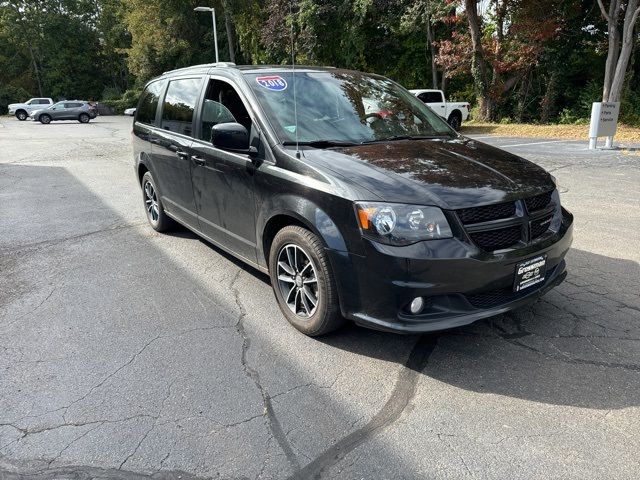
[300,137,554,209]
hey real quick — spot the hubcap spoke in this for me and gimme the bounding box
[300,291,311,315]
[302,286,317,307]
[278,274,295,283]
[278,261,295,276]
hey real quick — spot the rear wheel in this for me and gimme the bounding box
[269,226,344,336]
[79,113,90,123]
[39,114,51,124]
[447,111,462,131]
[15,110,28,121]
[141,171,173,232]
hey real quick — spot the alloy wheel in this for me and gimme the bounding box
[144,181,159,222]
[276,244,319,318]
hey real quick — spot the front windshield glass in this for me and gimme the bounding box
[244,70,455,144]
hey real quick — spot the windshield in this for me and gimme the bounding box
[244,70,455,145]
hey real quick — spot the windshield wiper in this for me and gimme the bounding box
[282,140,359,148]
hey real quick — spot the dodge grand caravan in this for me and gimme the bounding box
[132,63,573,336]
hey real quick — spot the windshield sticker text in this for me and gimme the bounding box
[256,75,287,91]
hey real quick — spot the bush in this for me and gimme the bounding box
[0,84,32,115]
[101,88,141,114]
[557,108,589,125]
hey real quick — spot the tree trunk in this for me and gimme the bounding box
[465,0,492,120]
[608,0,640,101]
[599,0,640,102]
[221,0,237,63]
[540,70,558,123]
[426,17,438,89]
[601,0,621,100]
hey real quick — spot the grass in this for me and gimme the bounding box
[460,121,640,142]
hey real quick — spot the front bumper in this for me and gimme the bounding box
[328,211,573,333]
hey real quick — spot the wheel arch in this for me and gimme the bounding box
[137,161,150,186]
[448,109,462,121]
[257,195,349,267]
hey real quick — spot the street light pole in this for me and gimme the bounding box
[194,6,219,63]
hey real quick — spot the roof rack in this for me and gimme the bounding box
[162,62,236,75]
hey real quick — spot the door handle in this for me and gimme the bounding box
[192,156,206,166]
[176,150,190,160]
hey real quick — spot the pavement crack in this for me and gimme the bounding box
[61,334,163,422]
[230,269,301,473]
[287,335,439,480]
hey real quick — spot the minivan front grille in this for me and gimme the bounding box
[530,214,553,240]
[469,225,522,251]
[525,191,553,212]
[456,190,557,252]
[457,201,515,225]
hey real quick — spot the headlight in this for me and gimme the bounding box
[355,202,453,245]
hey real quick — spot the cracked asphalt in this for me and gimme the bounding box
[1,116,639,479]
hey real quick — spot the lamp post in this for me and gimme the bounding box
[194,6,219,63]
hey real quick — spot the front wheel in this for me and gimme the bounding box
[39,114,51,124]
[141,171,173,232]
[269,226,344,336]
[15,110,28,121]
[79,113,90,123]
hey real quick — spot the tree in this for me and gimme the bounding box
[598,0,640,102]
[400,0,454,90]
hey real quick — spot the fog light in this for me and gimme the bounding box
[409,297,425,315]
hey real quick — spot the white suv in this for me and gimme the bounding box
[8,98,54,121]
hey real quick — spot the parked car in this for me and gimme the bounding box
[31,101,97,124]
[8,98,53,121]
[410,89,470,130]
[132,64,573,337]
[124,107,136,116]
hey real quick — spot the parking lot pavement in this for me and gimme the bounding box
[1,116,639,479]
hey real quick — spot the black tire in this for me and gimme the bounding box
[39,114,51,125]
[447,111,462,131]
[141,171,173,232]
[15,110,28,121]
[79,113,90,123]
[269,226,344,336]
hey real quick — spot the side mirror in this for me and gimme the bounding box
[211,123,255,155]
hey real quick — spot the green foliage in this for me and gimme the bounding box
[0,0,639,125]
[0,83,30,114]
[101,88,140,113]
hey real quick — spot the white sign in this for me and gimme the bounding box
[589,102,620,149]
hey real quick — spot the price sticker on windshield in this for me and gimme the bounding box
[256,75,288,91]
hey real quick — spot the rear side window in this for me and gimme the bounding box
[137,80,166,125]
[161,78,202,137]
[418,92,444,103]
[37,99,50,104]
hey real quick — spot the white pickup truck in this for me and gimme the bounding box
[8,98,54,121]
[409,89,470,130]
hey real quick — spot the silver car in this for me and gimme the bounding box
[31,101,97,124]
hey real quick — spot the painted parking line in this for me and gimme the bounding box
[500,139,574,148]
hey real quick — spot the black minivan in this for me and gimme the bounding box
[132,63,573,336]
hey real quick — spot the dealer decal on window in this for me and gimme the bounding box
[256,75,288,91]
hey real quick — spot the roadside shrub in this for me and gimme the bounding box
[0,84,31,115]
[557,108,589,125]
[101,88,141,114]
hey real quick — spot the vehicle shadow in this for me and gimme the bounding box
[320,247,640,410]
[185,219,640,410]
